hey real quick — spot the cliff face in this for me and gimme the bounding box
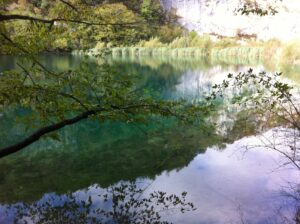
[160,0,300,41]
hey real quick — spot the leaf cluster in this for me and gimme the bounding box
[11,182,196,223]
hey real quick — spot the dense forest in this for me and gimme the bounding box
[0,0,184,53]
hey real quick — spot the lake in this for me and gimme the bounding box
[0,54,299,223]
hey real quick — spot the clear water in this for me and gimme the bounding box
[0,54,299,223]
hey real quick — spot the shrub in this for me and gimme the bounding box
[168,34,212,49]
[214,38,238,48]
[280,40,300,67]
[263,38,281,60]
[53,38,70,50]
[140,37,165,48]
[169,37,190,48]
[94,42,106,50]
[190,34,212,49]
[157,25,184,43]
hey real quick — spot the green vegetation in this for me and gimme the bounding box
[280,40,300,68]
[77,31,300,72]
[211,47,264,65]
[76,33,264,66]
[3,0,300,72]
[0,0,213,157]
[0,0,184,53]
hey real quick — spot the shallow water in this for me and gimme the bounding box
[0,54,299,223]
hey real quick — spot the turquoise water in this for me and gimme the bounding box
[0,54,299,223]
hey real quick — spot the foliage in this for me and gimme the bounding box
[3,0,200,152]
[263,39,281,57]
[280,40,300,67]
[0,0,174,52]
[94,42,106,49]
[0,59,220,202]
[140,0,164,23]
[88,37,300,73]
[236,0,280,16]
[189,34,212,49]
[10,183,196,223]
[156,24,184,43]
[169,36,191,48]
[137,37,166,48]
[214,38,239,48]
[208,69,291,107]
[0,59,204,126]
[207,69,300,170]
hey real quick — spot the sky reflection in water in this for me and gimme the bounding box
[1,134,299,224]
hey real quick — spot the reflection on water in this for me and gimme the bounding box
[0,134,298,223]
[0,119,219,203]
[0,54,82,72]
[2,182,195,224]
[0,54,300,223]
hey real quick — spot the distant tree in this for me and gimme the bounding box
[237,0,282,16]
[141,0,164,23]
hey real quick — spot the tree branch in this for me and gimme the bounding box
[0,14,143,27]
[58,0,79,13]
[0,103,183,158]
[0,108,103,158]
[1,33,56,76]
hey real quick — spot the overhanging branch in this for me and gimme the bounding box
[0,108,103,158]
[0,103,183,158]
[0,14,143,27]
[59,0,79,13]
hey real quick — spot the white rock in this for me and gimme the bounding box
[160,0,300,41]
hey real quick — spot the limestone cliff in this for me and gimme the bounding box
[160,0,300,41]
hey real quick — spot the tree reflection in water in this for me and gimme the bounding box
[9,182,196,224]
[207,70,300,223]
[280,184,300,224]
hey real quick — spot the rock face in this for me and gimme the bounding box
[160,0,300,41]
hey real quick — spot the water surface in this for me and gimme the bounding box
[0,54,299,223]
